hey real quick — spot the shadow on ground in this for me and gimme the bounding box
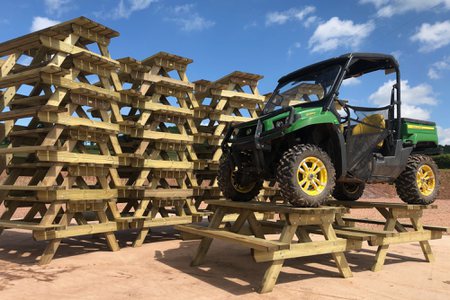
[154,236,428,296]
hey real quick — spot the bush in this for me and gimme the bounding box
[432,154,450,169]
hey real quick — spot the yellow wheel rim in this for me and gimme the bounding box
[416,165,435,196]
[297,156,328,196]
[231,172,256,193]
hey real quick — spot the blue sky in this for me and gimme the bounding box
[1,0,450,144]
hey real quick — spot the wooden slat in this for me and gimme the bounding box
[0,185,61,191]
[33,222,119,241]
[0,220,65,230]
[343,217,450,233]
[37,189,118,201]
[253,239,351,263]
[0,145,62,154]
[328,200,437,210]
[205,200,347,214]
[175,224,289,251]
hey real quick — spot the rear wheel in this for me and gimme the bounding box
[277,144,335,207]
[218,151,263,202]
[332,182,365,201]
[395,155,439,205]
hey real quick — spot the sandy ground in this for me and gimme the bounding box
[0,170,449,299]
[0,225,449,300]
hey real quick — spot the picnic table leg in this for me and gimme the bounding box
[410,217,434,263]
[259,222,298,293]
[247,212,265,239]
[296,227,312,242]
[191,207,226,267]
[371,214,397,272]
[320,222,352,278]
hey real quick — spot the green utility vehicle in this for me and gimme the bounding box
[219,53,440,207]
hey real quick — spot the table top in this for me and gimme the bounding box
[326,200,437,210]
[205,200,348,214]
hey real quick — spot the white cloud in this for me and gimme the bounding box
[368,79,437,120]
[30,16,60,32]
[360,0,450,17]
[342,77,362,86]
[265,6,316,26]
[287,42,301,57]
[44,0,74,17]
[359,0,389,8]
[411,21,450,53]
[428,56,450,79]
[166,4,214,32]
[308,17,375,53]
[303,15,318,28]
[437,126,450,145]
[110,0,156,19]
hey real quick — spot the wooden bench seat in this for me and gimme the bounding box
[175,224,290,252]
[342,217,450,233]
[0,220,65,230]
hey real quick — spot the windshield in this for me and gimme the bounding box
[262,64,342,114]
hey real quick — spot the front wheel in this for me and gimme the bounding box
[277,144,336,207]
[332,182,365,201]
[218,152,263,202]
[395,155,440,205]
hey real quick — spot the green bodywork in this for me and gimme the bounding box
[260,107,438,147]
[262,107,339,133]
[400,119,439,146]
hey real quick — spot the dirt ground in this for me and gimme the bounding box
[0,170,448,299]
[0,228,449,300]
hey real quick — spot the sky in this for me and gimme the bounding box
[0,0,450,144]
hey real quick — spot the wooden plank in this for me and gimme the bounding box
[37,189,118,201]
[0,145,62,154]
[175,224,289,252]
[328,200,437,210]
[140,159,193,170]
[210,89,265,102]
[0,220,65,230]
[342,217,450,233]
[0,106,65,121]
[0,185,61,191]
[39,35,119,65]
[33,222,119,241]
[135,216,193,228]
[253,239,350,263]
[36,150,120,166]
[334,226,399,237]
[304,225,376,242]
[205,200,346,214]
[369,230,443,246]
[38,111,120,132]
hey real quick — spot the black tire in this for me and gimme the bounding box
[218,152,263,202]
[333,182,365,201]
[395,155,440,205]
[277,144,336,207]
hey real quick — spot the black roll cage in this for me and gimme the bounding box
[275,52,402,139]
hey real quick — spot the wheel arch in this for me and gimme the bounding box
[284,123,347,180]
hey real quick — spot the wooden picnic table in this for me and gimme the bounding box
[176,200,354,293]
[328,200,447,271]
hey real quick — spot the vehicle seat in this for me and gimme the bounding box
[352,114,386,148]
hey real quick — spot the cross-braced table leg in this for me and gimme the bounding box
[320,222,352,278]
[191,207,226,266]
[410,216,434,262]
[259,217,298,293]
[372,212,398,272]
